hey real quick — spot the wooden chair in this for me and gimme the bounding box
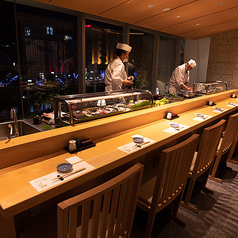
[137,134,199,238]
[20,163,143,238]
[226,131,238,165]
[210,112,238,183]
[181,119,226,212]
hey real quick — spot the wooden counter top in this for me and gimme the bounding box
[0,90,238,170]
[1,93,238,220]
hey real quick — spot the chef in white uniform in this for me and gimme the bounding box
[104,43,134,91]
[168,59,197,94]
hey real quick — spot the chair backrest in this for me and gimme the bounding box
[57,163,143,238]
[193,119,226,176]
[151,134,199,211]
[220,112,238,154]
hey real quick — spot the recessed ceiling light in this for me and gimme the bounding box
[163,8,170,12]
[148,5,154,8]
[234,13,237,16]
[196,23,200,26]
[176,16,181,18]
[217,2,223,5]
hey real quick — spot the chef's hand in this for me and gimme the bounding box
[187,87,193,91]
[123,79,134,86]
[128,76,134,81]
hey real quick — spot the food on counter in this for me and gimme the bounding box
[154,98,169,106]
[130,100,151,109]
[43,112,54,118]
[70,100,151,119]
[165,93,183,102]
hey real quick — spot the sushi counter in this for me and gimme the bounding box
[0,89,238,238]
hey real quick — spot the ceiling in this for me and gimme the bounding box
[34,0,238,39]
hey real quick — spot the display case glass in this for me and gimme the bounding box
[193,81,227,95]
[54,89,153,125]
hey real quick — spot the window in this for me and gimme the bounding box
[157,35,177,95]
[129,29,154,90]
[0,1,19,121]
[85,19,123,93]
[16,4,78,116]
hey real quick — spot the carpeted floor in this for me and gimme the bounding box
[156,156,238,238]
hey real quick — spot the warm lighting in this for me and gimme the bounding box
[148,5,154,8]
[163,8,170,12]
[234,13,237,16]
[196,23,200,26]
[176,16,181,18]
[217,2,223,5]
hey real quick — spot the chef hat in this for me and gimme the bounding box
[188,59,196,68]
[116,43,132,52]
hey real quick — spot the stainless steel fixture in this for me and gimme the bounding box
[0,120,41,141]
[10,108,19,138]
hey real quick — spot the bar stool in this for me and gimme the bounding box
[20,163,144,238]
[136,134,199,238]
[181,119,226,212]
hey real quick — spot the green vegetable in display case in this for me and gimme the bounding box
[130,100,151,109]
[154,98,169,106]
[165,93,183,103]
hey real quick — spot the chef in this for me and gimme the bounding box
[168,59,197,94]
[104,43,134,91]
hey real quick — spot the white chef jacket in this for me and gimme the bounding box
[104,57,127,91]
[169,63,189,94]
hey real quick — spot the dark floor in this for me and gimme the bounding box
[131,151,238,238]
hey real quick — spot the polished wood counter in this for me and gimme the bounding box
[1,90,238,169]
[1,90,238,238]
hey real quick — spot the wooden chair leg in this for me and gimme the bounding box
[227,159,238,165]
[144,212,156,238]
[200,170,213,195]
[180,201,198,213]
[180,177,198,213]
[208,175,222,183]
[210,153,223,183]
[171,193,186,227]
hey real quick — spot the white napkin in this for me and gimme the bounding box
[29,161,94,192]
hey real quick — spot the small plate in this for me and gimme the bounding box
[197,113,204,118]
[133,137,144,143]
[57,163,73,173]
[170,122,179,128]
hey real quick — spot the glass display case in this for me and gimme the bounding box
[54,89,153,125]
[193,81,227,95]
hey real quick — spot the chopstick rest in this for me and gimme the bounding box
[133,141,150,148]
[52,167,86,181]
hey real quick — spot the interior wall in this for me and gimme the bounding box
[184,37,211,87]
[207,29,238,90]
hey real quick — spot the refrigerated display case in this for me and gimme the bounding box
[54,89,153,125]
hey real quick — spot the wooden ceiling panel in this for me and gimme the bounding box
[136,0,238,30]
[33,0,238,39]
[181,19,238,39]
[99,0,196,24]
[35,0,130,16]
[161,7,238,37]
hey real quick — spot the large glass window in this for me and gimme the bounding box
[85,19,123,93]
[16,4,78,117]
[0,1,19,121]
[129,29,154,90]
[157,35,177,95]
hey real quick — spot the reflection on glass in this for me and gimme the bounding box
[85,19,123,93]
[157,36,177,95]
[129,29,154,90]
[17,5,78,117]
